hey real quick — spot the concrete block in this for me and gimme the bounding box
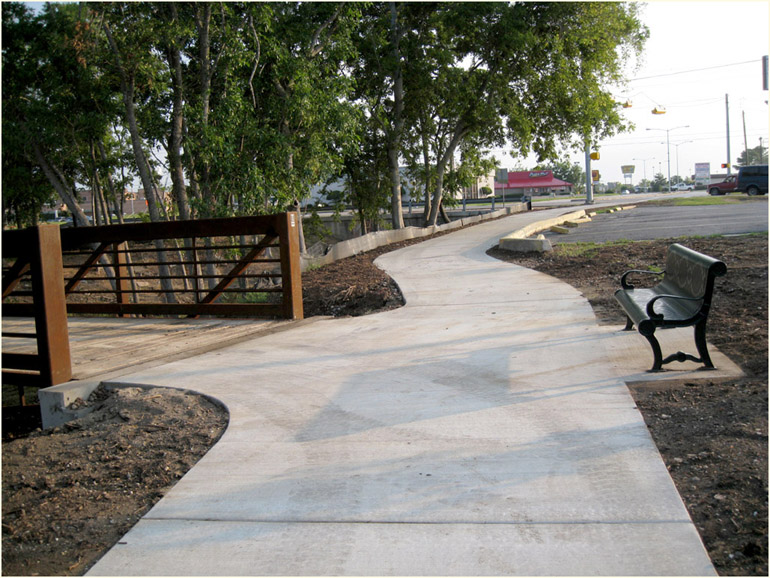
[550,225,571,234]
[498,236,553,252]
[39,380,103,429]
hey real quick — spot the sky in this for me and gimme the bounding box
[495,1,770,186]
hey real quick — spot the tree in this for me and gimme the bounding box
[2,2,116,227]
[395,2,647,226]
[651,172,667,192]
[737,145,768,167]
[534,159,585,194]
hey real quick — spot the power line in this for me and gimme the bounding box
[630,59,758,82]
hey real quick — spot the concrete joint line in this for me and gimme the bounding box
[141,517,697,526]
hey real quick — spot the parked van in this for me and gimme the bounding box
[736,165,768,195]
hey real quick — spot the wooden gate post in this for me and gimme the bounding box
[31,225,72,386]
[113,241,131,316]
[278,212,304,320]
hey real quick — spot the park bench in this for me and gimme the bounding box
[614,243,727,372]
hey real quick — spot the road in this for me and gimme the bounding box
[542,197,768,243]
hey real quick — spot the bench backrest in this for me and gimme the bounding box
[662,243,727,304]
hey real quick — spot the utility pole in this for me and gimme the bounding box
[584,142,593,204]
[725,94,732,174]
[742,110,749,165]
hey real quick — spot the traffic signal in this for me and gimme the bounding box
[652,107,666,115]
[590,152,600,160]
[721,163,730,169]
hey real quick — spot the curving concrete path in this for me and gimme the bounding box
[88,206,730,576]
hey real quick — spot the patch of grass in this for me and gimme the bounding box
[554,238,638,259]
[648,195,766,207]
[218,291,280,305]
[671,231,768,242]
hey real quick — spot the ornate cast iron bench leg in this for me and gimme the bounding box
[643,330,664,372]
[694,319,715,369]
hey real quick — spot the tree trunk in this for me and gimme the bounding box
[426,124,466,226]
[196,3,214,217]
[96,140,124,224]
[166,6,191,222]
[421,126,432,225]
[387,2,405,230]
[27,134,90,227]
[89,141,109,225]
[104,20,177,303]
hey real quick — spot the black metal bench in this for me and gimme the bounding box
[614,243,727,372]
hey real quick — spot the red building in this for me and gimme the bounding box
[495,170,573,196]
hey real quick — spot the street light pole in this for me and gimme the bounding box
[661,141,693,182]
[647,125,689,192]
[632,156,655,183]
[672,141,692,181]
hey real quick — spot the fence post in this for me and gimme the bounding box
[31,225,72,386]
[278,212,304,320]
[113,241,131,316]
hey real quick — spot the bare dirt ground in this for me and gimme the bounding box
[2,221,767,576]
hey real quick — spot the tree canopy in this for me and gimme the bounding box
[2,1,647,232]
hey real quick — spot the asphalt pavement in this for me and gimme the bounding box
[543,199,768,243]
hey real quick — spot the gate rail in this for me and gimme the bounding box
[2,213,303,399]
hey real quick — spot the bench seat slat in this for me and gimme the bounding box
[614,287,703,331]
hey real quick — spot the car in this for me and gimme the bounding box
[736,164,768,196]
[671,182,694,191]
[708,175,737,195]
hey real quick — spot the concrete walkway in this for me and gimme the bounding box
[88,206,736,576]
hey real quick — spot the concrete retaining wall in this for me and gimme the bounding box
[301,203,529,271]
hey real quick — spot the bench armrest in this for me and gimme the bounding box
[646,293,702,319]
[620,269,665,290]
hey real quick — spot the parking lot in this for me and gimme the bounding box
[543,198,768,243]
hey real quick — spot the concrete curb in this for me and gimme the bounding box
[498,204,637,252]
[498,209,588,252]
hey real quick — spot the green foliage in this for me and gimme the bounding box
[651,172,668,192]
[3,1,648,234]
[555,238,637,259]
[534,159,586,194]
[649,196,769,207]
[302,209,332,244]
[736,145,768,167]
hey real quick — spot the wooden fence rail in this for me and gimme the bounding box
[2,213,303,403]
